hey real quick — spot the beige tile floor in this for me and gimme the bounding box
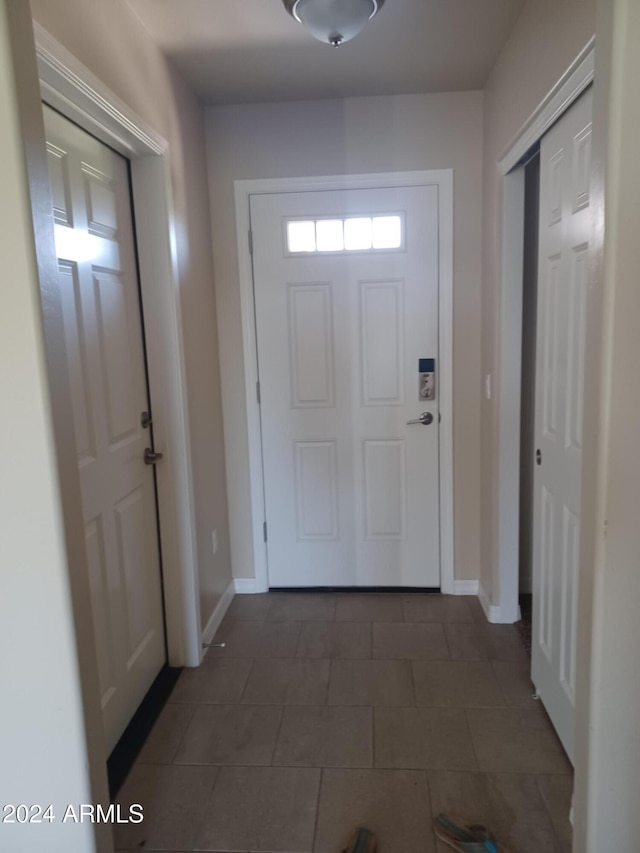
[115,593,573,853]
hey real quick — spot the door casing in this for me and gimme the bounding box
[34,23,202,669]
[490,39,595,625]
[234,170,454,594]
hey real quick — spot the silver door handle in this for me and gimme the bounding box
[144,448,164,465]
[406,412,433,426]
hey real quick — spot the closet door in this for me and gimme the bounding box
[532,89,592,762]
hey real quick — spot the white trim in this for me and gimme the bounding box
[234,578,261,595]
[496,169,526,625]
[34,26,202,667]
[478,584,521,624]
[500,39,595,174]
[234,170,455,595]
[494,41,595,626]
[201,581,235,647]
[452,580,479,596]
[478,584,501,623]
[34,24,165,157]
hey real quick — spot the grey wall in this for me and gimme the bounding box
[206,91,484,583]
[480,0,596,600]
[29,0,232,629]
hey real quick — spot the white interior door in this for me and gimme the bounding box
[532,89,593,762]
[44,106,166,753]
[251,185,440,588]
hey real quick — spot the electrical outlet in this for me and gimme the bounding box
[211,529,218,556]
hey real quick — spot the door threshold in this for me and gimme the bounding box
[107,665,181,799]
[269,586,441,594]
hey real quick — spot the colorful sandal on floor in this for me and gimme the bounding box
[342,827,377,853]
[434,814,511,853]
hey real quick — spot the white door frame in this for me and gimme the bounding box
[34,24,202,667]
[491,39,595,624]
[234,170,454,594]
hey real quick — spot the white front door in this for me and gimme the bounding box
[251,185,440,588]
[44,106,166,753]
[532,89,593,762]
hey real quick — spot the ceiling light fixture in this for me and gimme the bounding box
[283,0,386,47]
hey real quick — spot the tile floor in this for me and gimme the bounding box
[115,593,573,853]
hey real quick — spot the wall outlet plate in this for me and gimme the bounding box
[211,529,218,556]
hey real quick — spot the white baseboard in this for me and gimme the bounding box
[452,579,479,596]
[234,577,260,594]
[479,584,501,623]
[201,580,235,647]
[478,583,521,624]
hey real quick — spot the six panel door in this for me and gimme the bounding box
[532,89,593,762]
[251,186,441,588]
[44,105,166,753]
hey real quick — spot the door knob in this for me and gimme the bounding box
[406,412,434,426]
[144,448,164,465]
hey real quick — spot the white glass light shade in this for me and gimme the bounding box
[291,0,380,46]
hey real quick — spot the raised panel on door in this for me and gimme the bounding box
[115,488,155,661]
[43,105,166,754]
[532,89,592,762]
[541,257,560,441]
[93,270,139,447]
[58,261,96,465]
[360,281,405,406]
[251,185,440,588]
[548,151,564,225]
[537,485,555,664]
[294,441,339,541]
[83,163,119,239]
[572,126,591,213]
[46,142,73,227]
[565,248,588,453]
[363,440,407,540]
[287,283,335,408]
[85,516,116,708]
[559,505,579,704]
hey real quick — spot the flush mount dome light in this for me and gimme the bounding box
[283,0,386,47]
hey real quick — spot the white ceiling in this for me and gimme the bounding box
[126,0,525,105]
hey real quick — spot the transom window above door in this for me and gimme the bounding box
[285,214,404,255]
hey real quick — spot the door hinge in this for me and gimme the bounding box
[248,229,253,255]
[263,521,268,543]
[256,381,261,404]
